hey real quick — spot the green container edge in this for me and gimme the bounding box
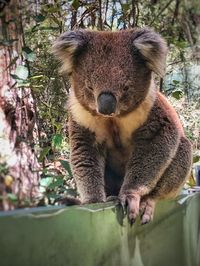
[0,193,199,266]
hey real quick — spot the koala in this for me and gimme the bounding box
[53,28,192,224]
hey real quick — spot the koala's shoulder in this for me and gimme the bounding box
[134,92,184,141]
[154,92,184,133]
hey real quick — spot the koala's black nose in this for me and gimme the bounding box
[97,92,117,115]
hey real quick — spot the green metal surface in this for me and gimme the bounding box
[0,194,200,266]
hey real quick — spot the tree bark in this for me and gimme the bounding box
[0,0,40,210]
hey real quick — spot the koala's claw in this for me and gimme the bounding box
[140,198,155,225]
[119,192,140,225]
[118,193,156,225]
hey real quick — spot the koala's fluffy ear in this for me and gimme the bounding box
[52,30,88,73]
[133,28,168,77]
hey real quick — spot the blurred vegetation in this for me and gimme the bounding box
[9,0,200,205]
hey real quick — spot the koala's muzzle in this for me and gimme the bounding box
[97,92,117,115]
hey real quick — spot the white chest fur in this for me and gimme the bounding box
[69,85,155,148]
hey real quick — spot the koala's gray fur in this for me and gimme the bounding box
[53,28,192,224]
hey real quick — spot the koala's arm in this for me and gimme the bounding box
[119,102,181,205]
[69,116,106,203]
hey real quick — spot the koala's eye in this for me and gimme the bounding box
[123,86,129,92]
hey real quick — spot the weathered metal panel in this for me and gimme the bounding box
[0,194,199,266]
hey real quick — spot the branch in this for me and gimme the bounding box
[98,0,103,30]
[150,0,174,26]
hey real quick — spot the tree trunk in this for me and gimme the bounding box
[0,0,40,210]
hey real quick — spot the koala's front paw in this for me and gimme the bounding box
[139,198,155,225]
[119,192,140,225]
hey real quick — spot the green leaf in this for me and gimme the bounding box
[30,75,44,79]
[40,177,53,188]
[34,14,45,22]
[52,134,63,149]
[22,46,36,62]
[60,160,73,178]
[17,80,30,87]
[121,3,130,12]
[31,24,40,32]
[44,5,61,13]
[38,146,51,162]
[0,163,8,175]
[72,0,80,9]
[15,65,29,80]
[40,177,53,193]
[48,177,64,189]
[172,90,183,100]
[193,155,200,163]
[7,193,17,202]
[172,80,180,85]
[176,41,187,49]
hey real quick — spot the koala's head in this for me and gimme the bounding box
[53,28,167,117]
